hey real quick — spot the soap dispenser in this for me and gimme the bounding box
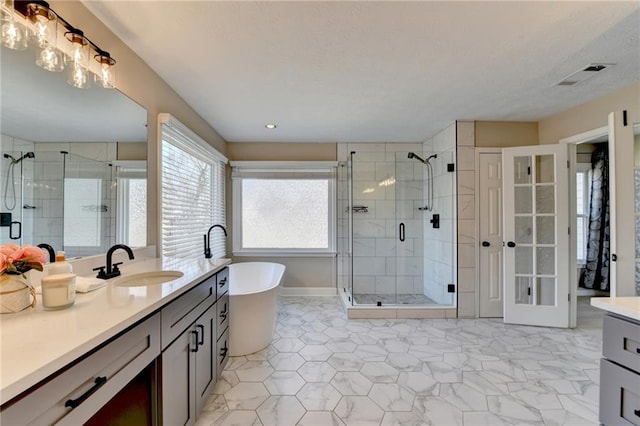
[48,251,73,275]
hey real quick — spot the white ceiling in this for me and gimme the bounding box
[84,1,640,143]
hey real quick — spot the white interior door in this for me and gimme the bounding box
[503,144,569,328]
[479,151,504,317]
[608,111,636,296]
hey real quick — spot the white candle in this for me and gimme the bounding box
[41,274,76,310]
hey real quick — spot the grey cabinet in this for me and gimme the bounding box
[161,267,229,424]
[161,303,216,426]
[0,313,161,425]
[599,313,640,426]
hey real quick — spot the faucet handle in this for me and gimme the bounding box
[93,266,107,279]
[112,262,123,273]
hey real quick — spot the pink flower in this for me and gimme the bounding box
[0,253,6,274]
[15,245,47,265]
[0,243,19,258]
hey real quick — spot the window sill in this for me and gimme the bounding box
[233,251,337,258]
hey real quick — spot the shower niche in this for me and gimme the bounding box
[337,143,457,308]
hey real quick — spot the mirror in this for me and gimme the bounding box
[0,45,147,257]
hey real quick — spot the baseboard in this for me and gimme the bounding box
[280,287,337,296]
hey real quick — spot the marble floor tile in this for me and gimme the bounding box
[195,295,604,426]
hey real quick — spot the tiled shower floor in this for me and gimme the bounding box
[353,293,437,305]
[195,296,603,426]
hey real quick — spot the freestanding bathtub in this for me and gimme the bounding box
[228,262,285,356]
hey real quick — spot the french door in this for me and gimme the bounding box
[503,145,569,327]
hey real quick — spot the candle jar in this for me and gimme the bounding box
[41,273,76,310]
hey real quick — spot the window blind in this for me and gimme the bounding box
[160,114,227,258]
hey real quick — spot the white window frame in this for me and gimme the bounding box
[576,163,591,266]
[114,161,147,247]
[159,114,228,259]
[231,161,337,257]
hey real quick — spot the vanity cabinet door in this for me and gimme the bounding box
[195,303,216,414]
[161,328,196,426]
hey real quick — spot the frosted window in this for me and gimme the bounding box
[241,179,329,249]
[64,178,102,247]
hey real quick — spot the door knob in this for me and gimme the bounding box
[482,241,490,247]
[507,241,516,248]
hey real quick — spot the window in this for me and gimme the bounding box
[576,164,592,264]
[232,162,336,256]
[116,162,147,248]
[159,114,227,258]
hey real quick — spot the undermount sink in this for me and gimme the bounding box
[112,270,184,287]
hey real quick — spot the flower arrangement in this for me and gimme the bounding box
[0,243,46,278]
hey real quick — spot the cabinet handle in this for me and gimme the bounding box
[65,376,107,409]
[219,303,228,321]
[196,324,205,346]
[219,344,228,362]
[218,278,227,288]
[191,330,199,353]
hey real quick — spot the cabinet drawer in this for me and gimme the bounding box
[217,292,229,338]
[161,275,215,350]
[216,267,229,300]
[216,327,230,377]
[600,359,640,426]
[1,313,161,426]
[603,314,640,372]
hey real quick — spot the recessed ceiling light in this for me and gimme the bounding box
[265,124,277,129]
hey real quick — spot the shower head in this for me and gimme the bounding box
[4,152,34,164]
[407,152,426,164]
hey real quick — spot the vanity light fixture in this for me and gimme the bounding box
[265,124,277,129]
[1,0,117,88]
[27,1,62,72]
[1,0,27,50]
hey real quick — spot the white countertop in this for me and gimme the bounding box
[591,296,640,322]
[0,257,231,405]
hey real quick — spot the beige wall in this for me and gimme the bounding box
[227,142,337,161]
[538,81,640,145]
[475,121,538,147]
[52,1,226,248]
[117,142,147,161]
[227,142,338,288]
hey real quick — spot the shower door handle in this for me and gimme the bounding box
[9,221,21,240]
[399,223,405,242]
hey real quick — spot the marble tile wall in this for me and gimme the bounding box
[30,143,116,255]
[422,124,457,305]
[0,134,35,244]
[456,121,476,317]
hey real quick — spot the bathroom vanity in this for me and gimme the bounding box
[0,257,230,425]
[591,297,640,426]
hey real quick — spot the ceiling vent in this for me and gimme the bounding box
[555,63,614,87]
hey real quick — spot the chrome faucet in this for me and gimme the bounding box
[37,243,55,263]
[93,244,135,279]
[204,225,227,259]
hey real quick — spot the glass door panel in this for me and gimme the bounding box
[504,145,569,327]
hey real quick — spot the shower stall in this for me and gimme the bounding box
[1,150,115,256]
[337,145,457,307]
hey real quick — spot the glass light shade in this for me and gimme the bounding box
[67,62,90,89]
[1,0,14,22]
[27,2,56,48]
[94,51,116,88]
[64,28,89,68]
[36,45,64,72]
[1,18,27,50]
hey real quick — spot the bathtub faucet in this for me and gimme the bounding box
[204,224,227,258]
